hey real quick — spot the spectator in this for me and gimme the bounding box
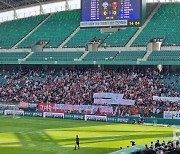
[150,141,155,150]
[155,140,161,148]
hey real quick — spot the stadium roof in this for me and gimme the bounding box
[0,0,179,12]
[0,0,64,11]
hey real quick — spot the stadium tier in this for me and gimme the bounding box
[0,50,179,65]
[18,10,80,48]
[0,52,29,61]
[64,27,138,48]
[147,50,180,61]
[132,4,180,46]
[64,28,108,48]
[0,14,48,48]
[26,51,83,61]
[1,4,180,49]
[103,28,138,47]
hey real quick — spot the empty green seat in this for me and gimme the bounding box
[83,51,118,61]
[64,28,108,48]
[114,51,146,61]
[147,51,180,61]
[0,52,29,61]
[103,28,138,47]
[27,51,83,61]
[0,15,48,48]
[19,10,80,48]
[132,4,180,46]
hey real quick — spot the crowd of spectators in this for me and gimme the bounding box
[118,138,180,154]
[0,67,179,116]
[131,138,180,154]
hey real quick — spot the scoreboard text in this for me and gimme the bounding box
[80,0,142,28]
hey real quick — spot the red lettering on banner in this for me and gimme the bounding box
[20,101,28,109]
[38,103,55,112]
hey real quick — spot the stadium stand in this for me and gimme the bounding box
[0,14,48,48]
[0,1,180,154]
[64,28,108,48]
[0,1,179,118]
[18,10,80,48]
[0,67,179,117]
[147,50,180,61]
[64,27,138,48]
[26,51,83,61]
[132,3,180,46]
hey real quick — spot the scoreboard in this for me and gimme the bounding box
[80,0,142,28]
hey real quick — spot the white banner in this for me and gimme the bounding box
[163,111,180,119]
[4,110,24,116]
[0,104,18,110]
[43,112,64,118]
[93,93,124,99]
[85,115,107,122]
[163,111,173,119]
[117,99,135,105]
[94,99,114,105]
[153,96,180,102]
[94,99,135,105]
[80,20,127,28]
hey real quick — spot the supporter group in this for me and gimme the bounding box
[0,67,179,117]
[132,139,180,154]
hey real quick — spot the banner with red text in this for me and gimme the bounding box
[38,103,113,115]
[19,101,28,109]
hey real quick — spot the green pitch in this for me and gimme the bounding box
[0,116,175,154]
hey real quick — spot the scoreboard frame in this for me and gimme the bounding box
[80,0,143,28]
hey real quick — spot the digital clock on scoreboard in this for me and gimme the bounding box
[80,0,143,28]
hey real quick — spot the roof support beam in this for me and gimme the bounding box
[65,0,70,10]
[0,0,18,19]
[13,9,18,19]
[35,0,45,14]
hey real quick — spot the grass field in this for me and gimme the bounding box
[0,116,176,154]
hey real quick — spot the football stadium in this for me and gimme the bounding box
[0,0,179,154]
